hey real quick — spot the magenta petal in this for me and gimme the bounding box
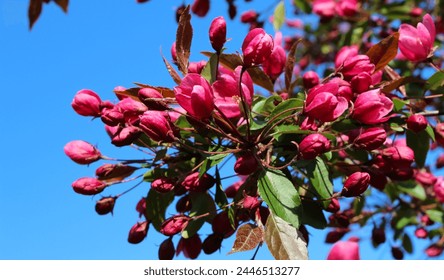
[422,14,436,42]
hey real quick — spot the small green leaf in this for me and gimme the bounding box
[273,1,285,31]
[182,192,217,238]
[201,53,218,84]
[426,124,436,142]
[402,234,413,254]
[214,166,229,208]
[392,98,409,112]
[306,158,334,208]
[293,0,311,13]
[270,98,304,119]
[396,181,426,201]
[258,169,302,228]
[145,189,175,231]
[425,209,444,223]
[426,71,444,90]
[406,130,430,168]
[199,153,228,177]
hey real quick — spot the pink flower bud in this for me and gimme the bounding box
[174,73,214,120]
[299,133,331,160]
[326,198,340,213]
[108,126,141,147]
[391,246,404,259]
[95,163,138,183]
[335,45,359,69]
[341,172,370,197]
[138,87,168,111]
[371,226,386,246]
[336,0,358,17]
[436,154,444,168]
[399,14,435,62]
[171,41,177,63]
[188,61,206,74]
[72,177,107,195]
[240,10,258,23]
[176,235,202,259]
[241,193,261,211]
[425,244,443,257]
[202,233,223,254]
[410,7,423,17]
[136,197,146,218]
[352,89,393,124]
[414,170,437,187]
[304,81,349,122]
[64,140,102,165]
[407,114,428,132]
[381,146,415,167]
[209,16,227,52]
[191,0,209,17]
[128,221,149,244]
[225,180,243,198]
[160,214,191,236]
[340,55,375,80]
[325,228,350,243]
[433,177,444,203]
[312,0,336,19]
[262,45,286,81]
[242,28,274,67]
[71,89,102,117]
[415,227,428,239]
[350,72,372,93]
[158,238,175,260]
[327,240,360,260]
[151,178,175,193]
[302,71,320,89]
[348,127,387,151]
[181,172,215,192]
[139,111,176,142]
[95,196,117,215]
[212,211,237,238]
[234,153,258,175]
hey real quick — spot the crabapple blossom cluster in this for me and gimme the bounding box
[65,2,444,260]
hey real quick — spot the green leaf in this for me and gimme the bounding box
[182,192,217,238]
[273,1,285,31]
[201,53,218,84]
[425,209,444,223]
[214,166,229,208]
[425,70,444,90]
[402,234,413,254]
[258,169,302,228]
[300,200,327,229]
[406,129,430,168]
[306,158,334,208]
[199,153,228,177]
[425,125,436,142]
[392,98,409,112]
[366,32,399,72]
[396,180,426,201]
[145,189,175,231]
[270,98,304,119]
[293,0,311,13]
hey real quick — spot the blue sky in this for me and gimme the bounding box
[0,0,439,260]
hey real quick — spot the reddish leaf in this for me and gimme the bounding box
[228,223,264,254]
[285,39,302,92]
[162,55,182,85]
[134,83,176,98]
[28,0,43,29]
[383,65,406,96]
[54,0,69,12]
[175,5,193,75]
[113,87,140,101]
[201,52,274,92]
[366,32,399,72]
[381,76,419,94]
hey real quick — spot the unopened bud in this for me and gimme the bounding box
[176,235,202,259]
[234,153,258,175]
[299,133,331,160]
[158,238,175,260]
[407,114,428,133]
[202,234,223,254]
[181,172,215,192]
[242,28,274,67]
[71,89,102,117]
[95,196,117,215]
[64,140,102,165]
[160,214,191,236]
[209,16,227,52]
[151,178,175,193]
[72,177,107,195]
[341,172,370,197]
[128,221,149,244]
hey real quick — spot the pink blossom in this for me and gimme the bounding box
[341,172,371,197]
[299,133,331,159]
[352,89,393,124]
[64,140,102,165]
[262,45,286,81]
[209,16,226,52]
[327,240,360,260]
[399,14,435,62]
[242,28,274,66]
[71,89,102,117]
[139,111,175,142]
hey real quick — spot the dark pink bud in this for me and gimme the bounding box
[352,89,393,124]
[128,221,149,244]
[425,244,444,257]
[191,0,209,17]
[224,180,243,198]
[188,61,207,74]
[136,197,146,218]
[158,238,175,260]
[414,227,428,239]
[341,172,370,197]
[174,73,214,120]
[160,214,191,236]
[340,55,375,80]
[171,41,177,63]
[371,226,386,246]
[304,81,348,122]
[95,196,117,215]
[414,170,437,187]
[421,214,434,226]
[326,198,340,213]
[101,107,124,126]
[64,140,102,165]
[302,71,320,89]
[202,233,223,254]
[72,177,107,195]
[350,72,372,93]
[138,88,168,111]
[117,97,148,120]
[151,178,175,193]
[176,235,202,259]
[71,89,102,117]
[436,154,444,168]
[234,153,258,175]
[382,146,415,167]
[327,240,360,260]
[262,45,286,81]
[391,246,404,260]
[325,228,350,243]
[181,172,215,192]
[241,193,261,211]
[399,14,435,62]
[109,126,141,147]
[139,111,175,142]
[410,7,423,17]
[348,127,387,151]
[209,16,227,52]
[407,114,428,132]
[176,195,192,213]
[240,10,258,23]
[335,45,359,69]
[299,133,331,160]
[95,163,138,183]
[212,211,237,238]
[242,28,274,67]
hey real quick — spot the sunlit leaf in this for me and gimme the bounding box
[28,0,43,30]
[228,223,264,254]
[201,53,218,84]
[406,130,430,168]
[162,55,182,85]
[366,32,399,72]
[306,158,334,208]
[284,39,302,92]
[264,213,308,260]
[426,71,444,91]
[273,1,285,31]
[175,5,193,75]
